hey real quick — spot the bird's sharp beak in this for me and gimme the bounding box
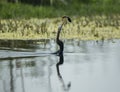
[67,17,72,22]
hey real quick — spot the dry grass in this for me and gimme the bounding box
[0,15,120,40]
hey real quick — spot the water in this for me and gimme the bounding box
[0,39,120,92]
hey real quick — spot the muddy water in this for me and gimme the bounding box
[0,39,120,92]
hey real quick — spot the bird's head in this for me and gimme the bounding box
[62,16,72,25]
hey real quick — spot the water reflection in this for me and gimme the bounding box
[0,39,50,51]
[0,39,120,92]
[56,53,71,91]
[9,60,14,92]
[6,58,37,92]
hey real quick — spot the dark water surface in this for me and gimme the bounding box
[0,39,120,92]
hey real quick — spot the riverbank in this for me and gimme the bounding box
[0,15,120,40]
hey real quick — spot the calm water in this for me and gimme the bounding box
[0,39,120,92]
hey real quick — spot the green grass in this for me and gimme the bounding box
[0,3,56,19]
[0,2,120,19]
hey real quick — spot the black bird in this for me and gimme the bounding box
[55,16,71,55]
[55,16,72,91]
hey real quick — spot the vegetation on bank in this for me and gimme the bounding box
[0,1,120,19]
[0,0,120,40]
[0,15,120,40]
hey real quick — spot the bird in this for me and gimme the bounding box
[56,16,72,91]
[55,16,71,56]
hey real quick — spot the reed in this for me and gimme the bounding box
[0,15,120,40]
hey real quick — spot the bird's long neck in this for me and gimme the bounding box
[57,30,61,40]
[57,23,64,40]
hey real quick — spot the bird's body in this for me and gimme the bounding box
[56,16,72,91]
[56,24,64,55]
[55,16,71,55]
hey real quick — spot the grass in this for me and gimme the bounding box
[0,2,120,19]
[0,15,120,40]
[0,2,120,40]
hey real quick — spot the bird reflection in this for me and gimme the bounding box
[56,16,71,91]
[56,53,71,91]
[56,53,64,78]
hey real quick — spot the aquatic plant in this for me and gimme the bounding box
[0,15,120,40]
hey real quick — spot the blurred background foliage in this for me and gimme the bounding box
[0,0,118,5]
[0,0,120,18]
[1,0,119,5]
